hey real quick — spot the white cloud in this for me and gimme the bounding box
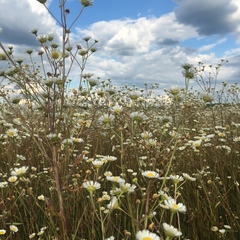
[0,0,59,46]
[0,0,239,95]
[198,38,227,52]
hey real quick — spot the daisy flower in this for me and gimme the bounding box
[11,166,28,176]
[141,131,153,139]
[0,229,6,235]
[107,196,119,210]
[9,225,18,233]
[167,85,181,96]
[29,233,36,238]
[6,128,18,137]
[169,174,184,184]
[136,229,161,240]
[142,170,159,179]
[182,173,196,181]
[38,195,45,201]
[83,181,101,194]
[128,91,141,100]
[0,181,8,188]
[163,198,186,213]
[119,182,136,194]
[98,114,115,125]
[200,92,215,102]
[111,104,123,114]
[130,111,148,123]
[106,176,125,184]
[101,155,117,162]
[105,236,115,240]
[8,176,18,183]
[92,159,104,168]
[163,223,182,237]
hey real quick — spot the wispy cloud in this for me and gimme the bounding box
[198,38,227,52]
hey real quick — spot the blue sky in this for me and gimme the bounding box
[0,0,240,94]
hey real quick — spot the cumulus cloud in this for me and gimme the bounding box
[0,0,58,46]
[76,13,198,56]
[174,0,240,36]
[0,0,239,95]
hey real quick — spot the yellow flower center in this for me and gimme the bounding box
[203,96,211,102]
[147,172,155,177]
[0,230,6,235]
[7,131,15,137]
[8,176,17,183]
[112,177,119,181]
[170,89,180,95]
[87,186,96,192]
[143,237,153,240]
[172,203,179,210]
[51,51,60,60]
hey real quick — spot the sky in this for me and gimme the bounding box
[0,0,239,95]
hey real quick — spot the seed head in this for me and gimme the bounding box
[80,0,94,7]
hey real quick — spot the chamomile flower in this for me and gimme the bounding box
[105,236,115,240]
[0,181,8,188]
[163,198,186,213]
[101,155,117,162]
[106,176,125,184]
[38,195,45,201]
[167,85,181,96]
[29,233,36,238]
[111,104,123,114]
[141,131,153,139]
[162,223,182,237]
[200,92,215,102]
[233,137,240,142]
[98,114,115,125]
[211,226,218,232]
[128,91,141,100]
[142,170,160,179]
[6,128,18,137]
[136,229,161,240]
[11,166,28,176]
[0,229,6,235]
[9,225,18,233]
[192,140,202,148]
[92,159,104,168]
[119,182,136,193]
[130,111,148,123]
[169,174,184,184]
[183,173,196,181]
[8,176,18,183]
[50,50,61,60]
[83,181,101,194]
[107,196,119,209]
[219,229,226,234]
[104,171,113,177]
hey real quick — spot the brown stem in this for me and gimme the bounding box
[52,145,68,239]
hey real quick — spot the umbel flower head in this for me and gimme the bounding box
[80,0,94,7]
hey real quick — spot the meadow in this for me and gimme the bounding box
[0,1,239,239]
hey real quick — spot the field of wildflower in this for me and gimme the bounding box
[0,1,239,239]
